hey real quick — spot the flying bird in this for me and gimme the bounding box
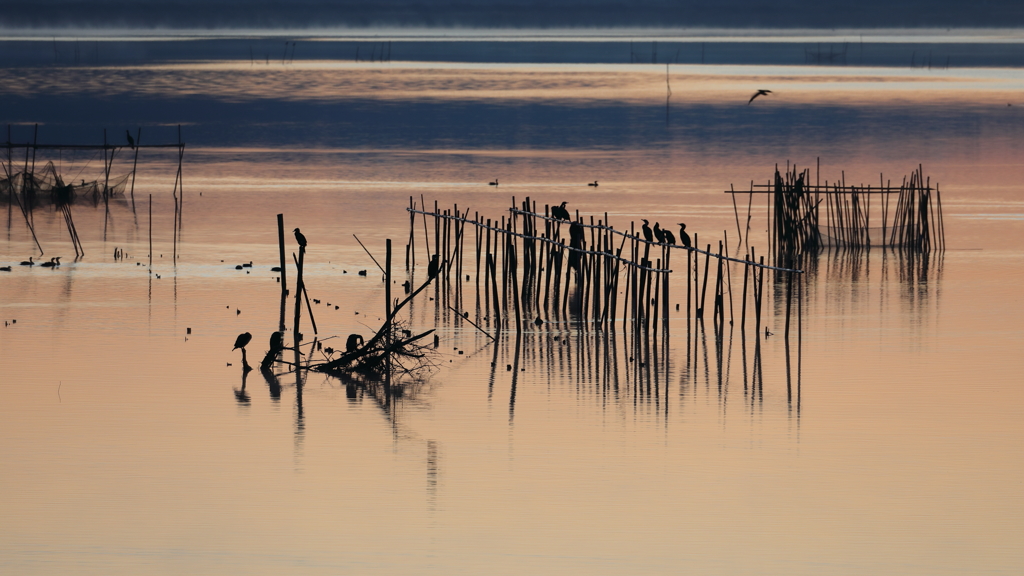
[551,201,571,220]
[641,219,654,243]
[293,228,307,248]
[677,223,691,248]
[232,332,253,350]
[748,89,772,104]
[126,130,135,149]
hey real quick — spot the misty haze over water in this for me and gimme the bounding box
[4,0,1024,29]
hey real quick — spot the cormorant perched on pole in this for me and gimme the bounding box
[233,332,253,371]
[233,332,253,350]
[677,223,691,247]
[269,331,284,353]
[293,228,307,248]
[653,222,666,243]
[748,89,772,104]
[126,130,135,149]
[641,219,654,243]
[551,201,571,220]
[663,228,676,245]
[427,254,440,278]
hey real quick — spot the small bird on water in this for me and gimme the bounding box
[588,181,598,187]
[232,332,252,350]
[20,257,34,266]
[748,89,772,104]
[489,178,499,186]
[293,228,307,248]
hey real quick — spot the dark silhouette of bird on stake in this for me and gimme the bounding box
[293,228,307,248]
[663,228,676,245]
[551,201,571,220]
[428,254,440,278]
[233,332,253,370]
[748,89,772,104]
[232,332,252,350]
[653,222,666,243]
[677,223,691,248]
[269,331,284,353]
[641,219,654,243]
[126,130,135,149]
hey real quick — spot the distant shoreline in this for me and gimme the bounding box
[4,31,1024,68]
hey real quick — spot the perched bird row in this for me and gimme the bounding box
[553,202,693,248]
[642,220,691,247]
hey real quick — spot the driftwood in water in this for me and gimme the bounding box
[311,273,437,375]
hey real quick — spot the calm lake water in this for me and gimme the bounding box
[2,45,1024,574]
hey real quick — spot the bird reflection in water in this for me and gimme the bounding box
[234,367,251,405]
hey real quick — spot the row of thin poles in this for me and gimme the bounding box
[737,162,946,260]
[2,124,185,258]
[406,196,803,348]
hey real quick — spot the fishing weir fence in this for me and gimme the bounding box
[2,125,186,259]
[404,196,805,343]
[729,163,945,262]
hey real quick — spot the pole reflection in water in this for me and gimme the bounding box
[234,365,251,405]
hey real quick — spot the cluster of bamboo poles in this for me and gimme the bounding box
[733,161,945,260]
[2,124,185,259]
[406,196,804,344]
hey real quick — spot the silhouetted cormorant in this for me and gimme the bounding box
[293,228,307,248]
[653,222,666,243]
[552,201,571,220]
[641,220,654,243]
[428,254,440,278]
[19,257,33,266]
[40,257,59,268]
[346,333,364,352]
[663,229,676,245]
[677,223,691,248]
[126,130,135,149]
[233,332,252,350]
[269,331,284,353]
[748,89,772,104]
